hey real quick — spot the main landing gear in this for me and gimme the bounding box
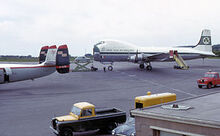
[139,64,145,69]
[146,65,152,71]
[139,62,152,71]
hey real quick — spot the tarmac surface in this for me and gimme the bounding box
[0,59,220,136]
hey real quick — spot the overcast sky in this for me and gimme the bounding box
[1,0,220,56]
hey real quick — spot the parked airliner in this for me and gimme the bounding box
[93,29,215,71]
[0,45,70,84]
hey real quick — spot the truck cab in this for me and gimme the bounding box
[197,72,220,89]
[50,102,126,136]
[56,102,95,122]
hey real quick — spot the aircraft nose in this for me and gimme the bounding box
[93,45,101,61]
[93,45,100,53]
[93,53,100,61]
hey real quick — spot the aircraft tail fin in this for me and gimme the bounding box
[39,46,49,64]
[193,29,212,52]
[56,45,70,74]
[44,45,57,65]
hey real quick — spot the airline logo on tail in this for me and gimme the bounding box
[197,29,212,46]
[203,37,210,45]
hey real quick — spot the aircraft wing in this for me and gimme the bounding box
[143,53,170,62]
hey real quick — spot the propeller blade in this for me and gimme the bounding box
[135,50,138,62]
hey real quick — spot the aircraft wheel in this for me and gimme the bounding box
[139,64,145,69]
[108,66,113,71]
[146,65,152,71]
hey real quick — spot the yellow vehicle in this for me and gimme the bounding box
[135,92,176,108]
[50,102,126,136]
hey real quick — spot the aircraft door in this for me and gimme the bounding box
[3,67,12,82]
[0,69,4,83]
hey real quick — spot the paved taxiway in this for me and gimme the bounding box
[0,59,220,136]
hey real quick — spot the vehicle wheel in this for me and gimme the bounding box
[106,123,117,134]
[207,83,212,89]
[108,66,113,71]
[100,123,117,134]
[60,128,73,136]
[108,123,117,130]
[139,64,144,69]
[198,85,202,88]
[146,65,152,71]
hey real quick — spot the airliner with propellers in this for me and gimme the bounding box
[93,29,215,71]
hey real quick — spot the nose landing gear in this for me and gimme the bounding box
[101,62,114,71]
[108,66,113,71]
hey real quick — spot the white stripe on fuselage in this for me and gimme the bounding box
[99,45,214,56]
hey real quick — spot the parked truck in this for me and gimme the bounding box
[197,72,220,89]
[50,102,126,136]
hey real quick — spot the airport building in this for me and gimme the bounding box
[131,92,220,136]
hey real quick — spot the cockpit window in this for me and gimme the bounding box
[94,41,105,46]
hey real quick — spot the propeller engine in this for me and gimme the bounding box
[129,50,145,63]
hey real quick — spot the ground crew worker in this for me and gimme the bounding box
[103,66,106,72]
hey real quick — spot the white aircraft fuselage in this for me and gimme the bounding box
[0,45,70,84]
[93,29,215,67]
[94,41,214,62]
[0,63,56,83]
